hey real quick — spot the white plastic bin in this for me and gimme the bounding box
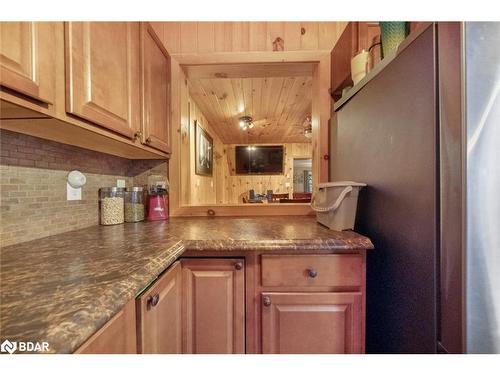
[311,181,366,231]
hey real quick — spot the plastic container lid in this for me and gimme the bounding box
[99,187,126,192]
[317,181,367,188]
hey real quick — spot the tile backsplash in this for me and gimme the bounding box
[0,129,167,247]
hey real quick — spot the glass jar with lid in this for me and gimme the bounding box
[99,187,125,225]
[124,186,145,223]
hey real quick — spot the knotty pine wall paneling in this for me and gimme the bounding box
[188,96,226,205]
[160,22,348,55]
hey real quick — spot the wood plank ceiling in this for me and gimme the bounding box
[186,64,312,144]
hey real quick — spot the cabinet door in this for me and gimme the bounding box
[141,23,171,153]
[0,22,55,103]
[65,22,140,139]
[182,258,245,353]
[137,261,182,353]
[75,299,137,354]
[261,292,362,354]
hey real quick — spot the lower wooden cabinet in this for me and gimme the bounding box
[75,298,137,354]
[261,292,363,354]
[75,252,366,354]
[136,261,182,353]
[181,258,245,353]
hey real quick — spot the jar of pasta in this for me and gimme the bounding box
[99,187,125,225]
[124,187,145,223]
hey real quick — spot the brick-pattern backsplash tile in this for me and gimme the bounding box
[0,165,133,247]
[0,130,168,247]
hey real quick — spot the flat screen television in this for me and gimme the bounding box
[235,145,284,174]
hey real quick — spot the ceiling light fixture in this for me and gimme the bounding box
[239,116,254,131]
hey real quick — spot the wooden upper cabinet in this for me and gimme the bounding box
[140,23,171,153]
[261,292,363,354]
[181,258,245,353]
[64,22,140,139]
[75,299,137,354]
[136,261,182,354]
[0,22,56,104]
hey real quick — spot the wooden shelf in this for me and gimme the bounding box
[333,22,433,112]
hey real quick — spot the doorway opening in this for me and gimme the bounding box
[293,158,313,195]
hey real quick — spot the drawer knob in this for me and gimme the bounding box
[234,262,243,270]
[263,296,272,307]
[148,293,160,308]
[307,269,318,278]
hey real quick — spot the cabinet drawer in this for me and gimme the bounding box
[261,254,362,288]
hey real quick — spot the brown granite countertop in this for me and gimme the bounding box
[0,216,372,353]
[0,222,184,354]
[166,216,373,251]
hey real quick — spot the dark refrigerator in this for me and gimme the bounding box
[331,23,439,353]
[331,22,500,354]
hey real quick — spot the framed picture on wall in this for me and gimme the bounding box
[195,120,213,176]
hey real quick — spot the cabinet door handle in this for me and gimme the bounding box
[263,296,272,307]
[134,131,143,140]
[145,137,152,144]
[307,269,318,278]
[147,293,160,308]
[234,262,243,270]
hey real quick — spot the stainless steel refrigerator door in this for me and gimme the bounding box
[465,22,500,353]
